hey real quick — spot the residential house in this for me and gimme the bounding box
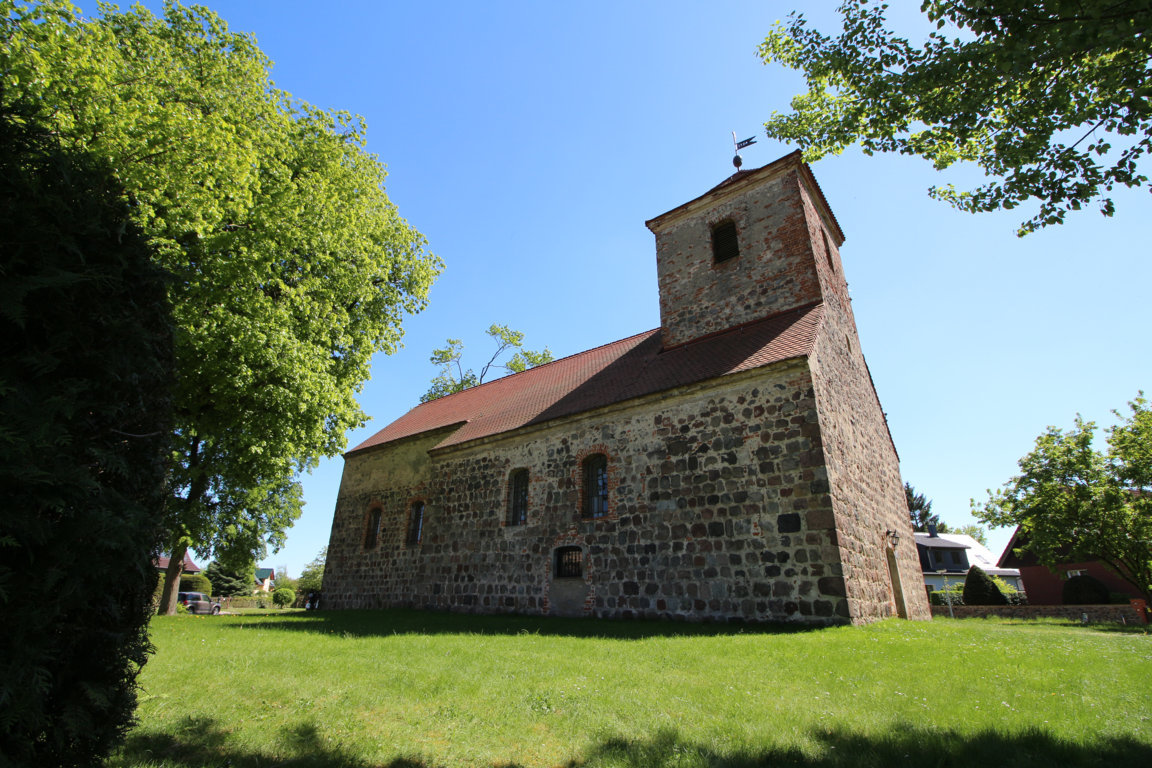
[254,567,275,593]
[996,527,1143,605]
[915,528,1023,597]
[155,552,201,575]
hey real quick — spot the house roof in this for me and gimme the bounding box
[914,533,970,550]
[916,532,1020,576]
[349,301,825,456]
[155,553,200,573]
[254,568,275,581]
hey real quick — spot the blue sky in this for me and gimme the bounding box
[131,1,1149,577]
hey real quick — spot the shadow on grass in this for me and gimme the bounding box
[213,608,833,640]
[966,616,1151,636]
[112,718,1152,768]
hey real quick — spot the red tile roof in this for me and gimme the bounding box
[155,552,201,573]
[349,302,824,456]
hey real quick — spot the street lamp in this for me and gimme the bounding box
[936,569,954,618]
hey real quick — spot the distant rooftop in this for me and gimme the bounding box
[915,532,1020,576]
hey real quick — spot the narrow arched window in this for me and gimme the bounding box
[364,507,382,550]
[711,220,739,264]
[582,453,608,519]
[508,468,529,526]
[407,501,424,545]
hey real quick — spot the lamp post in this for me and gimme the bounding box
[936,569,953,618]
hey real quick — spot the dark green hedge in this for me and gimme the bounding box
[0,99,173,766]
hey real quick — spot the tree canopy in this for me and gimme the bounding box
[951,523,988,547]
[759,0,1152,235]
[202,560,252,598]
[974,394,1152,602]
[905,482,948,533]
[3,0,441,612]
[297,546,327,594]
[421,324,553,402]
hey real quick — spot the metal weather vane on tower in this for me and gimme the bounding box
[732,132,757,169]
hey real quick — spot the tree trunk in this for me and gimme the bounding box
[158,436,207,615]
[159,541,187,616]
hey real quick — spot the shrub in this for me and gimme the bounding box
[272,588,296,608]
[929,588,964,607]
[1063,574,1110,605]
[991,575,1028,605]
[0,99,172,766]
[963,566,1008,606]
[202,560,253,597]
[179,573,213,596]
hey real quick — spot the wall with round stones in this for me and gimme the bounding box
[323,359,858,623]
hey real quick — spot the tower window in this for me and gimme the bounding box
[407,501,424,545]
[508,468,529,526]
[711,220,739,264]
[554,546,583,578]
[582,453,608,518]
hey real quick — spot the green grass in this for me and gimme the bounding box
[109,611,1152,768]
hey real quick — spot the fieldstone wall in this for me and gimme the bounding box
[325,153,916,626]
[798,179,931,623]
[325,361,857,624]
[651,167,824,348]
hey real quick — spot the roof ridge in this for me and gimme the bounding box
[658,300,823,353]
[349,303,824,456]
[408,326,660,409]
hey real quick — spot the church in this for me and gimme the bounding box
[321,151,930,624]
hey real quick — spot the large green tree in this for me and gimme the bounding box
[4,1,441,614]
[202,559,252,598]
[422,324,553,402]
[759,0,1152,235]
[905,482,948,533]
[975,395,1152,602]
[0,88,172,764]
[297,546,327,594]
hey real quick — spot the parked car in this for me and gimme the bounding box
[178,591,221,615]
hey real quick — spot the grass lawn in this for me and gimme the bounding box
[109,610,1152,768]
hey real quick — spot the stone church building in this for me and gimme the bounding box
[322,151,930,624]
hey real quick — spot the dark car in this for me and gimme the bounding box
[178,591,221,615]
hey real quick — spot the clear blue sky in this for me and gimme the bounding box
[132,1,1149,578]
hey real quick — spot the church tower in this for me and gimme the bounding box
[646,151,851,349]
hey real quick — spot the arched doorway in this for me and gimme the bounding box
[886,547,908,619]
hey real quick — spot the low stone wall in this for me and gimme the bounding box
[931,603,1147,624]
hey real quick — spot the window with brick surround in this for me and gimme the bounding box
[711,220,739,264]
[363,507,381,550]
[406,501,424,545]
[582,453,608,518]
[507,468,529,526]
[554,546,583,578]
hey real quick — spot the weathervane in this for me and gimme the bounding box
[731,131,757,169]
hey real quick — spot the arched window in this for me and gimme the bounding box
[507,468,529,526]
[554,546,583,578]
[582,453,608,519]
[711,220,739,264]
[363,507,382,550]
[406,501,424,545]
